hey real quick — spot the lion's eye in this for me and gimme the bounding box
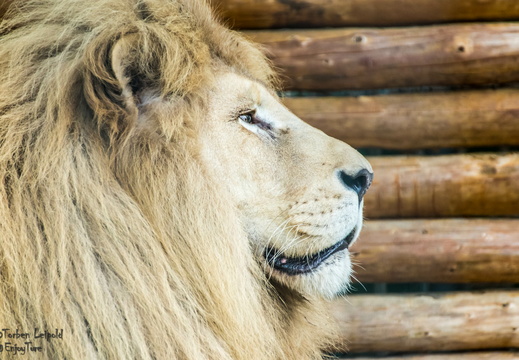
[238,110,274,136]
[238,112,255,124]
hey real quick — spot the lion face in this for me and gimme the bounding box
[200,71,373,299]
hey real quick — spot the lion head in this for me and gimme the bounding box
[201,71,372,298]
[0,0,371,358]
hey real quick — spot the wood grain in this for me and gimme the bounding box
[345,351,519,360]
[248,24,519,90]
[214,0,519,29]
[351,219,519,283]
[283,89,519,150]
[364,154,519,218]
[4,1,519,28]
[332,291,519,353]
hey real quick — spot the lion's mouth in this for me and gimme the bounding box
[264,228,357,276]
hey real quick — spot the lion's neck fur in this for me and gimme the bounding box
[0,0,337,358]
[0,123,336,359]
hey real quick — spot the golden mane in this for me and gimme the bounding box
[0,0,335,358]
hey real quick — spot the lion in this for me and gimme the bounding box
[0,0,373,358]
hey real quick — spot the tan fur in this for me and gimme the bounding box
[0,0,371,358]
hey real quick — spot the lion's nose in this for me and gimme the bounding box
[338,169,373,201]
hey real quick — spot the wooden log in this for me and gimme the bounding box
[214,0,519,29]
[248,24,519,91]
[283,89,519,150]
[364,154,519,218]
[346,351,519,360]
[3,1,519,27]
[332,291,519,353]
[351,219,519,283]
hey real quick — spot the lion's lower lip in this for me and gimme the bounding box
[264,228,356,276]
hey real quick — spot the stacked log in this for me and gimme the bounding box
[215,0,519,28]
[283,90,519,150]
[350,219,519,283]
[352,353,519,360]
[331,291,519,353]
[364,154,519,218]
[248,24,519,91]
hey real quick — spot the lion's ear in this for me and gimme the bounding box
[84,33,154,137]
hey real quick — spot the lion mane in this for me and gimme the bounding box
[0,0,337,359]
